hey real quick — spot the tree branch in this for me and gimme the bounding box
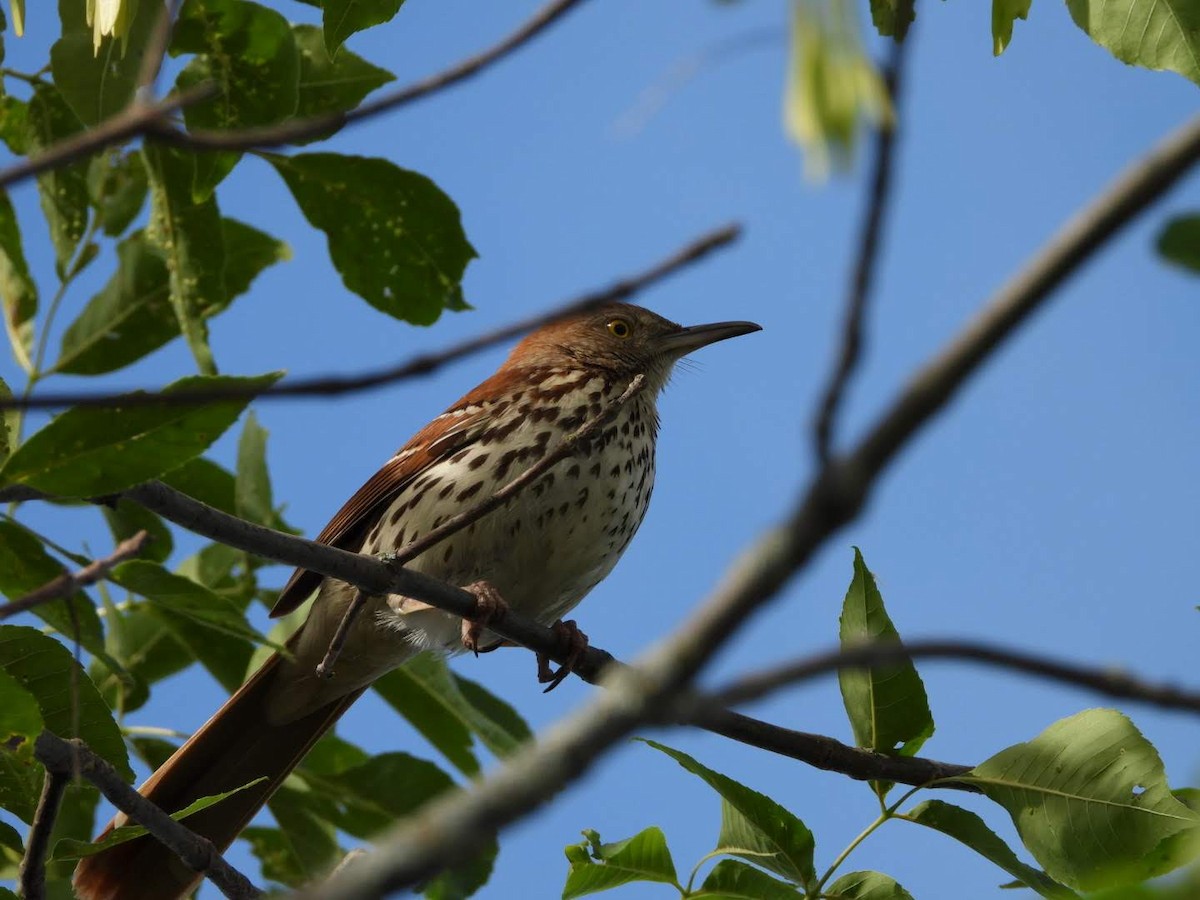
[0,223,739,412]
[0,531,150,622]
[709,638,1200,714]
[17,766,69,900]
[145,0,592,152]
[32,732,262,900]
[812,34,910,463]
[0,83,215,191]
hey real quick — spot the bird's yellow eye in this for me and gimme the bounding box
[607,317,632,339]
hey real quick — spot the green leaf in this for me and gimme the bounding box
[374,653,531,774]
[1066,0,1200,86]
[128,735,180,770]
[269,152,475,325]
[963,709,1200,890]
[0,96,30,155]
[28,86,90,277]
[171,0,298,194]
[299,733,370,777]
[57,220,285,376]
[869,1,915,41]
[50,0,155,126]
[696,859,799,899]
[111,560,268,690]
[0,371,283,496]
[0,665,43,821]
[102,497,174,564]
[0,189,36,372]
[255,784,341,886]
[160,456,238,515]
[992,0,1032,55]
[52,777,267,860]
[0,817,24,869]
[322,0,404,56]
[292,23,393,143]
[642,740,815,890]
[903,800,1078,899]
[838,548,934,763]
[87,150,149,237]
[0,520,108,662]
[0,624,132,781]
[90,599,190,715]
[0,377,14,466]
[562,826,678,899]
[143,144,225,374]
[1157,215,1200,274]
[236,411,273,526]
[825,870,914,899]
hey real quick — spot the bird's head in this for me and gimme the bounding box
[506,303,761,390]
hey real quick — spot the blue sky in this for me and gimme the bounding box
[3,1,1199,898]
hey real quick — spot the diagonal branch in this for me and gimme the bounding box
[0,531,150,622]
[708,638,1200,714]
[812,33,911,463]
[17,766,69,900]
[0,223,739,412]
[147,0,592,152]
[32,731,262,900]
[0,83,215,191]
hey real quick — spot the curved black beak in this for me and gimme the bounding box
[660,320,762,356]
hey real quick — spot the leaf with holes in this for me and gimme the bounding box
[963,709,1200,890]
[269,152,475,324]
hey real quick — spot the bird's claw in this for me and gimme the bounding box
[537,620,589,693]
[461,581,508,656]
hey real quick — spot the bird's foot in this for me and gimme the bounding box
[461,580,509,656]
[537,619,589,693]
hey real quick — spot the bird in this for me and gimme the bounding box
[73,302,760,900]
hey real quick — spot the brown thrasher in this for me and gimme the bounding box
[73,302,760,900]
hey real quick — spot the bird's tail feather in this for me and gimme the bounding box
[73,651,363,900]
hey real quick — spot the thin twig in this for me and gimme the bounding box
[145,0,592,152]
[17,768,69,900]
[0,83,215,191]
[33,732,262,900]
[709,638,1200,713]
[0,223,740,412]
[315,375,647,678]
[0,531,150,622]
[2,532,149,622]
[134,0,184,98]
[812,34,911,463]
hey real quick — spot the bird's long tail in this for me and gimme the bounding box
[72,651,364,900]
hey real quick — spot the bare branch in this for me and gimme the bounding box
[0,531,150,622]
[0,83,215,191]
[316,375,646,678]
[134,0,184,98]
[17,767,69,900]
[812,34,911,463]
[0,223,740,412]
[145,0,592,152]
[33,732,262,900]
[710,638,1200,714]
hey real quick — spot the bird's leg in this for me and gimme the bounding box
[461,580,509,656]
[537,619,589,692]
